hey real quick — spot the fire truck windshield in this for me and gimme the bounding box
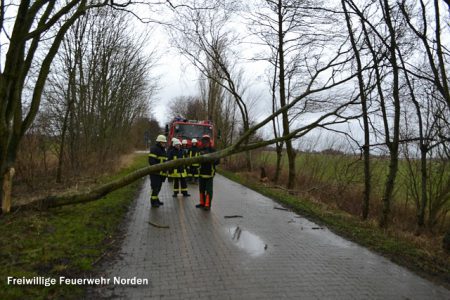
[175,124,212,139]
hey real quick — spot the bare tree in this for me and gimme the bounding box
[44,13,89,182]
[169,0,254,170]
[1,0,108,213]
[0,1,161,212]
[342,0,372,220]
[130,117,162,149]
[401,80,450,232]
[168,95,207,120]
[399,0,450,109]
[44,7,155,177]
[248,0,299,188]
[344,0,449,232]
[268,52,284,183]
[346,0,405,227]
[247,0,343,189]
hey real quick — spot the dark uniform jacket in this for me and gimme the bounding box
[148,143,167,176]
[182,147,189,159]
[199,147,219,178]
[189,146,200,166]
[167,146,187,177]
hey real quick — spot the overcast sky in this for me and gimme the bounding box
[0,1,367,152]
[148,20,273,128]
[137,8,366,153]
[151,28,199,125]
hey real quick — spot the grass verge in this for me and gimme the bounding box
[0,154,147,300]
[219,168,450,289]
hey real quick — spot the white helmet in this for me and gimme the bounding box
[156,135,167,143]
[171,137,178,143]
[192,138,198,143]
[172,138,181,146]
[182,139,188,145]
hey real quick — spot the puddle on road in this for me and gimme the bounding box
[227,226,266,257]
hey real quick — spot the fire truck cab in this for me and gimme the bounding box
[166,117,215,148]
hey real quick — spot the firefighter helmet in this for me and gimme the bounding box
[172,138,181,146]
[182,139,188,145]
[156,135,167,143]
[201,134,211,140]
[192,138,198,143]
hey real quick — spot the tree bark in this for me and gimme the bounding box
[1,167,15,213]
[444,231,450,253]
[400,0,450,109]
[0,0,90,211]
[277,0,296,189]
[56,64,76,183]
[397,43,428,232]
[378,0,401,228]
[433,0,450,109]
[11,152,225,211]
[271,51,283,184]
[245,147,252,172]
[417,146,428,228]
[274,143,283,184]
[342,0,371,220]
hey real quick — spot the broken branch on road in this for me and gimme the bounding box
[273,207,289,211]
[224,215,243,218]
[148,221,170,229]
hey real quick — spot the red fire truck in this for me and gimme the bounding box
[166,117,216,148]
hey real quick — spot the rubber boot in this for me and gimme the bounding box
[196,193,205,208]
[203,194,211,211]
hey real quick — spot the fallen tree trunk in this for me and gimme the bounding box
[11,153,223,211]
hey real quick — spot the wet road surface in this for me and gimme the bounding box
[88,175,450,299]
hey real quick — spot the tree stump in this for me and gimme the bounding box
[260,167,269,183]
[260,166,266,178]
[443,229,450,253]
[1,167,15,213]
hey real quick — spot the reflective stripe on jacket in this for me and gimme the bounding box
[148,144,168,176]
[189,146,201,167]
[199,147,219,178]
[167,147,188,178]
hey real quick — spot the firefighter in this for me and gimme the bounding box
[168,138,191,197]
[181,139,189,157]
[189,138,200,183]
[148,135,168,208]
[181,139,193,181]
[196,135,219,211]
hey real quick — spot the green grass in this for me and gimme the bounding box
[258,151,389,184]
[256,151,450,206]
[219,167,450,287]
[0,154,147,300]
